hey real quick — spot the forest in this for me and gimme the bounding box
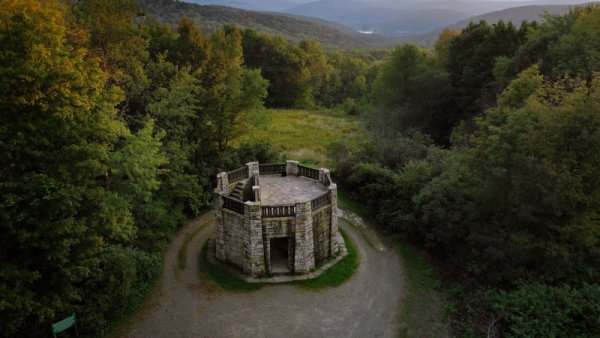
[0,0,599,336]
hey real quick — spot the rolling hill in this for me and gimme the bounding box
[284,0,471,35]
[405,2,598,46]
[184,0,297,12]
[138,0,403,49]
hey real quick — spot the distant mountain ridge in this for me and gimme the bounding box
[139,0,597,50]
[407,2,598,46]
[138,0,403,49]
[184,0,297,12]
[283,0,473,35]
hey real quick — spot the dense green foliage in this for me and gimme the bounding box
[0,0,277,335]
[339,5,600,336]
[370,20,536,144]
[241,29,376,111]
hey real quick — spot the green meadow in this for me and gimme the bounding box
[235,109,367,167]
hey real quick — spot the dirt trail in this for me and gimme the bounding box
[120,210,405,338]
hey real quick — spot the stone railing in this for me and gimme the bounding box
[227,166,248,183]
[216,160,335,219]
[298,165,320,180]
[222,195,245,214]
[259,163,285,175]
[310,192,330,210]
[261,204,296,218]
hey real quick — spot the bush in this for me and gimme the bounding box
[491,284,600,337]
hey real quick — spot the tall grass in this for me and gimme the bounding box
[234,109,366,167]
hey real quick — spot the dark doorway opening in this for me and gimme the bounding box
[270,238,290,273]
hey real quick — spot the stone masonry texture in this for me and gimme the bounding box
[214,162,338,276]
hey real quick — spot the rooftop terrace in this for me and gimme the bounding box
[259,175,328,205]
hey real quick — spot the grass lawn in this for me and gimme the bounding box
[293,228,359,289]
[198,241,263,292]
[234,108,366,167]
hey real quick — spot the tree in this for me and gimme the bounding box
[467,67,600,283]
[370,45,453,143]
[432,28,458,66]
[171,16,212,75]
[242,29,326,108]
[446,20,529,123]
[0,0,128,334]
[494,6,600,85]
[0,1,169,335]
[70,0,150,129]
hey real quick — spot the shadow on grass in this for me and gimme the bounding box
[293,228,359,290]
[198,242,262,292]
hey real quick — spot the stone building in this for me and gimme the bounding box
[214,161,338,277]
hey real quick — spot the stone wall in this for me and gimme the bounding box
[312,205,332,262]
[262,217,295,238]
[261,217,295,273]
[244,202,265,276]
[294,201,315,273]
[221,209,245,268]
[328,184,339,254]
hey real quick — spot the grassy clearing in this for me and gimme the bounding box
[235,108,366,167]
[292,228,359,289]
[198,241,262,292]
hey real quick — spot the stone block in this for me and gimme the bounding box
[286,160,299,176]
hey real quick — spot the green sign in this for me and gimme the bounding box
[51,313,77,335]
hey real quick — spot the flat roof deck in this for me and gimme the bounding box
[259,175,328,205]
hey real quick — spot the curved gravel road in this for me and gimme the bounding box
[120,210,405,337]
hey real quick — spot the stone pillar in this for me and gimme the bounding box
[286,160,299,176]
[216,172,229,193]
[252,185,260,202]
[328,184,339,255]
[294,200,315,273]
[246,161,259,178]
[264,238,272,274]
[243,201,265,277]
[319,168,332,186]
[287,238,295,272]
[214,192,226,261]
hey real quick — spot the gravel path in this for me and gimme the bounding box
[120,210,405,338]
